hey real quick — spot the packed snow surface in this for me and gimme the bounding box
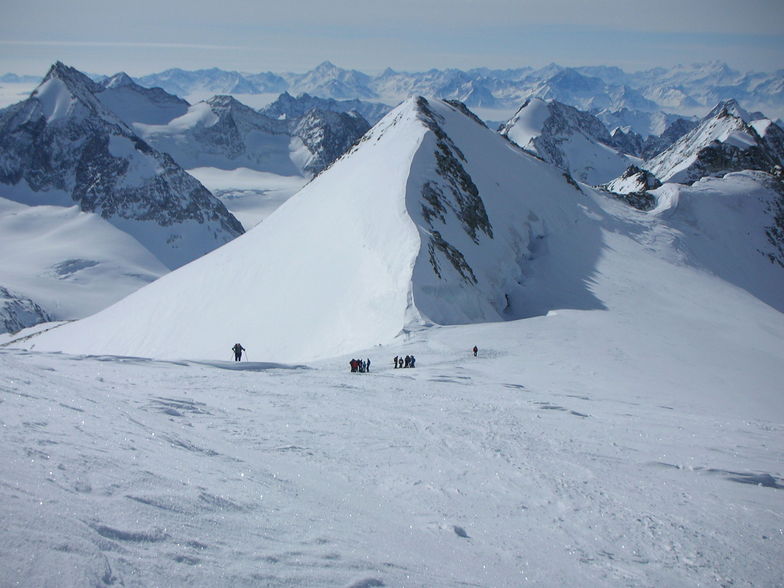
[1,305,783,586]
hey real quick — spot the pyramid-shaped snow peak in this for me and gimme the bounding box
[29,97,600,362]
[644,100,784,184]
[499,97,634,185]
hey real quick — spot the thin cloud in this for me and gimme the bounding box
[0,40,246,51]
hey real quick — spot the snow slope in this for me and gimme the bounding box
[0,196,169,324]
[3,101,784,588]
[1,268,782,585]
[647,171,784,310]
[187,167,307,229]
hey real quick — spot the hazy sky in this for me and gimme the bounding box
[2,0,783,76]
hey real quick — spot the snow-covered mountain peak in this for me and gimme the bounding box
[499,97,634,184]
[313,60,340,74]
[42,61,96,88]
[707,98,753,123]
[289,61,375,100]
[31,61,111,124]
[1,62,244,270]
[644,99,784,184]
[260,91,391,125]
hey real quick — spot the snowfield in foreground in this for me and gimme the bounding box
[3,198,784,585]
[1,306,782,587]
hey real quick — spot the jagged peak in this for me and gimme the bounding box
[41,61,99,92]
[30,62,111,123]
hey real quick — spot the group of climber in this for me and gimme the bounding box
[350,358,371,373]
[231,342,479,367]
[393,355,416,368]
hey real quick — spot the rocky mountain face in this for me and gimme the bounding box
[644,99,784,184]
[603,165,661,210]
[291,108,370,175]
[499,97,634,184]
[260,91,391,125]
[0,286,51,334]
[96,72,190,125]
[609,117,699,159]
[135,94,370,176]
[640,118,701,159]
[0,62,244,270]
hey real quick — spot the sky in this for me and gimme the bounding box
[1,0,783,77]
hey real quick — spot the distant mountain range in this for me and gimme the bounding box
[7,60,783,134]
[119,60,784,122]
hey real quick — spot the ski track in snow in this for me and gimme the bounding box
[1,346,782,587]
